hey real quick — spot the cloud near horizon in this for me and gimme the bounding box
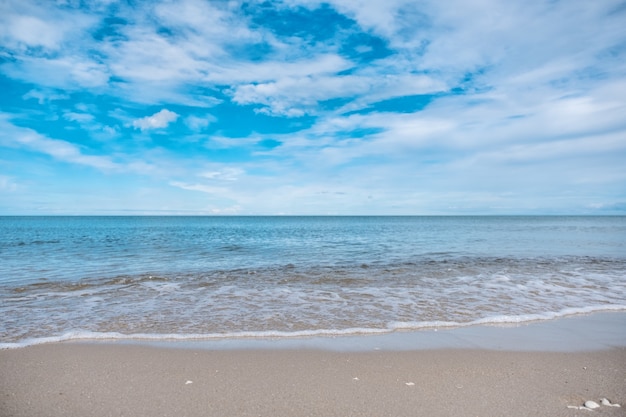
[0,0,625,215]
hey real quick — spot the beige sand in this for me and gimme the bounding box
[1,343,625,417]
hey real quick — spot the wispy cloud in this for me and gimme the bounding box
[22,89,70,104]
[185,114,217,132]
[0,0,624,214]
[0,122,118,172]
[199,167,245,181]
[0,115,156,175]
[0,175,18,192]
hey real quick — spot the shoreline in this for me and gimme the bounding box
[2,312,626,416]
[3,310,624,352]
[130,311,626,352]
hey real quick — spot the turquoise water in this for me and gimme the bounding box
[1,216,625,347]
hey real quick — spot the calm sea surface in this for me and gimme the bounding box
[1,216,625,347]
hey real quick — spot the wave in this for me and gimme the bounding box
[3,305,625,350]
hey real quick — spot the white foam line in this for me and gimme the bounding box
[2,305,625,349]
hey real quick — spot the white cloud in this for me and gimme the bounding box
[199,167,244,181]
[132,109,179,131]
[4,127,118,171]
[0,115,155,174]
[112,81,223,107]
[64,112,95,123]
[232,72,446,117]
[22,89,69,104]
[154,0,258,44]
[250,66,626,182]
[211,54,351,85]
[3,55,110,89]
[232,74,365,116]
[0,1,96,51]
[106,29,206,83]
[3,15,63,49]
[3,0,624,114]
[185,114,217,131]
[169,181,229,195]
[102,125,119,136]
[1,0,625,214]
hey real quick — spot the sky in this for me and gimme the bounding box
[1,0,625,215]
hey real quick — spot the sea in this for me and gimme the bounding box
[1,216,625,348]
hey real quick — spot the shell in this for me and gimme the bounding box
[601,398,621,407]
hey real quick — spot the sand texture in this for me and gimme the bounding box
[1,343,625,417]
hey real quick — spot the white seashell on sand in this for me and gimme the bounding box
[405,382,415,386]
[601,398,621,407]
[584,400,600,409]
[185,380,193,385]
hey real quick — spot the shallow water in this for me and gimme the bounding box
[1,216,625,347]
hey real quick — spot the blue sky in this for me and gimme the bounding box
[1,0,625,215]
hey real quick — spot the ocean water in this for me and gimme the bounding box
[1,216,625,348]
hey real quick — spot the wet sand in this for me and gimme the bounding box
[1,342,625,417]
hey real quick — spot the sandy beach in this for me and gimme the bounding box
[1,340,624,417]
